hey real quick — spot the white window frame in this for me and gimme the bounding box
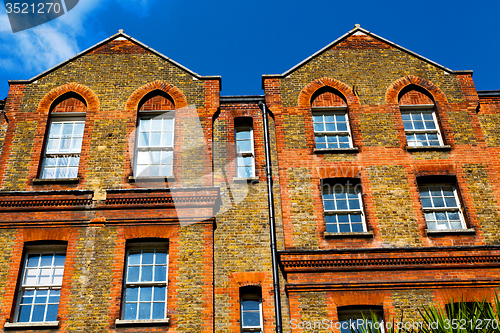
[14,245,66,324]
[338,306,384,333]
[134,111,175,178]
[400,105,443,147]
[418,183,466,230]
[322,181,366,233]
[312,106,353,149]
[235,123,255,178]
[121,242,169,321]
[240,291,263,333]
[40,115,85,179]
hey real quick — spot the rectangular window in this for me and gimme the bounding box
[235,119,255,178]
[41,119,85,179]
[240,287,263,333]
[322,180,365,233]
[122,244,168,321]
[338,306,384,333]
[135,114,174,177]
[401,107,443,147]
[419,183,466,230]
[15,246,66,323]
[313,108,352,149]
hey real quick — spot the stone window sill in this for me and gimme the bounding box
[233,176,259,183]
[4,321,59,329]
[32,177,79,184]
[314,147,359,154]
[406,145,451,152]
[128,176,175,183]
[324,231,374,238]
[426,228,476,236]
[115,319,170,327]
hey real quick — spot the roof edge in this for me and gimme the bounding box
[220,95,265,103]
[261,25,472,88]
[8,30,221,86]
[478,90,500,97]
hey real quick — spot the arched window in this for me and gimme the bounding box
[40,93,86,179]
[134,91,175,178]
[399,87,443,147]
[311,88,352,149]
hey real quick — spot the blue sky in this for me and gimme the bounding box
[0,0,499,99]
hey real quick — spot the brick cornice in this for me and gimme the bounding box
[280,246,500,272]
[286,279,500,292]
[0,187,220,211]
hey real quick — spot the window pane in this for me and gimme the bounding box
[138,303,151,320]
[155,252,167,265]
[140,287,152,302]
[152,303,165,319]
[50,123,62,137]
[126,287,138,302]
[154,266,167,282]
[152,287,165,302]
[242,299,260,311]
[339,223,351,232]
[242,312,261,327]
[32,305,45,322]
[124,303,137,320]
[237,141,252,153]
[18,305,32,322]
[45,304,58,321]
[142,252,154,265]
[127,266,140,282]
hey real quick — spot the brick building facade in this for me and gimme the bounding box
[0,25,499,332]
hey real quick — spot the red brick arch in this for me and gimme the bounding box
[385,75,448,106]
[36,82,100,115]
[298,77,360,108]
[125,80,188,111]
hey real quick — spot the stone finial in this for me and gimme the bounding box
[355,24,361,29]
[119,29,124,34]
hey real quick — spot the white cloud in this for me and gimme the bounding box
[0,0,154,76]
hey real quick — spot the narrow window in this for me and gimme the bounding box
[240,286,263,333]
[235,118,255,178]
[322,179,366,233]
[338,306,384,333]
[135,93,175,177]
[122,243,168,321]
[419,183,466,230]
[14,246,66,323]
[311,89,352,149]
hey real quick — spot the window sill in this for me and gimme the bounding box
[426,228,476,236]
[314,147,359,154]
[406,145,451,152]
[4,321,59,329]
[32,178,79,184]
[233,176,259,183]
[324,231,374,238]
[128,176,175,183]
[115,319,170,327]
